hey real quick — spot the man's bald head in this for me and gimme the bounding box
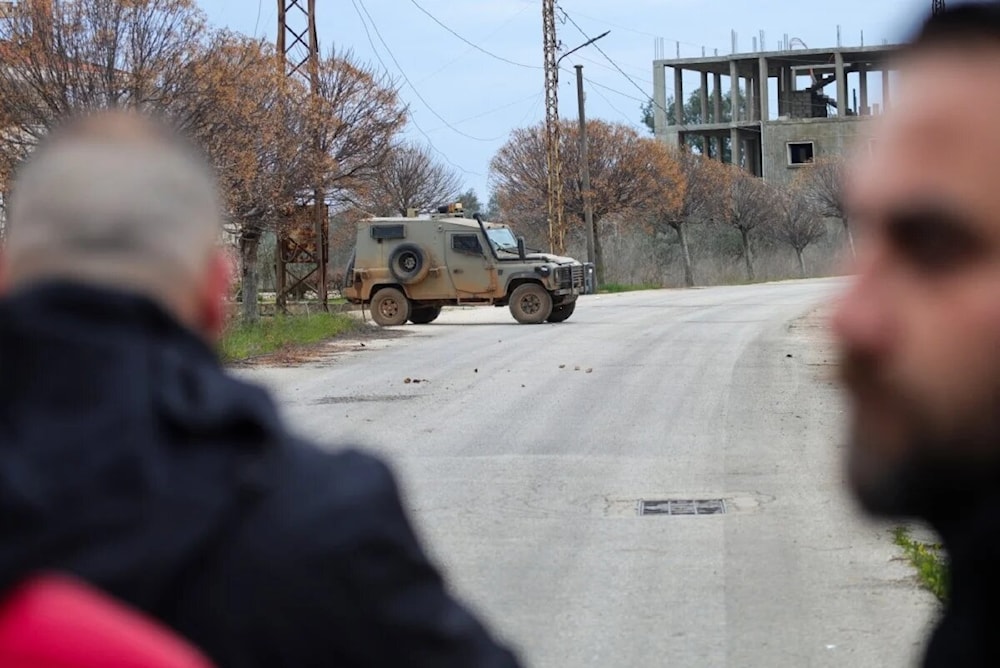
[2,110,226,331]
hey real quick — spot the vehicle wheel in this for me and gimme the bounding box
[509,283,553,324]
[409,305,442,324]
[370,287,411,327]
[388,243,430,285]
[546,300,576,323]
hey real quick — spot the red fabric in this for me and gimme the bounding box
[0,575,214,668]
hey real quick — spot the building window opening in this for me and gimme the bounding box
[787,141,815,166]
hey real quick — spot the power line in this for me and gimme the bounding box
[558,66,648,104]
[351,0,502,144]
[559,9,669,116]
[348,0,483,176]
[573,52,653,85]
[253,0,262,36]
[569,8,722,52]
[571,64,643,127]
[408,0,541,70]
[428,92,542,130]
[416,2,534,83]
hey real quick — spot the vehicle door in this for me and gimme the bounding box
[446,231,497,300]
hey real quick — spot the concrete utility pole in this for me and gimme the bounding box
[575,65,596,267]
[276,0,327,312]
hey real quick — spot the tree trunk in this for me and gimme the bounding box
[740,227,755,281]
[841,217,856,259]
[673,222,695,287]
[594,218,605,288]
[240,231,261,324]
[796,247,806,278]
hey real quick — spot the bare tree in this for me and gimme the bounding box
[173,35,316,322]
[0,2,405,322]
[795,156,853,258]
[0,0,208,177]
[311,49,408,206]
[647,149,729,287]
[491,119,674,282]
[722,168,777,281]
[770,186,827,277]
[365,143,462,216]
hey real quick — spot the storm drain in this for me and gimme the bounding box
[638,499,727,516]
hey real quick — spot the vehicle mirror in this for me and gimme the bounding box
[517,236,526,262]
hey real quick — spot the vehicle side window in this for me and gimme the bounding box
[452,234,483,255]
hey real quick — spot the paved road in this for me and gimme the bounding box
[238,279,935,668]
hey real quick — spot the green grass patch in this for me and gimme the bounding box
[893,527,949,602]
[219,313,360,363]
[598,283,663,294]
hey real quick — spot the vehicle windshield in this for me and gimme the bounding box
[486,227,518,252]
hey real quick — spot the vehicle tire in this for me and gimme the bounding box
[371,287,411,327]
[388,243,430,285]
[409,305,442,324]
[546,300,576,323]
[509,283,553,324]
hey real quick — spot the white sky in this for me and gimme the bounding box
[196,0,930,201]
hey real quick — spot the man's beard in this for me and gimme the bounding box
[841,351,1000,522]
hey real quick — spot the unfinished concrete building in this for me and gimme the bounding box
[652,45,900,185]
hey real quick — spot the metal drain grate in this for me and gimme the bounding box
[638,499,727,516]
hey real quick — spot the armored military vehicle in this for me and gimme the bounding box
[343,204,590,326]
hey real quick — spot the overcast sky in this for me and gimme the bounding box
[196,0,929,202]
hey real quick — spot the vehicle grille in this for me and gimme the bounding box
[556,265,585,289]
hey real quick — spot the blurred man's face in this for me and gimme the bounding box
[834,45,1000,517]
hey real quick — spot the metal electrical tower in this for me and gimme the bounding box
[932,0,946,15]
[276,0,328,311]
[542,0,564,254]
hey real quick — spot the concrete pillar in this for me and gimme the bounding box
[713,72,723,122]
[674,67,685,125]
[700,71,709,123]
[776,66,784,116]
[758,56,769,122]
[835,51,847,116]
[781,66,794,116]
[730,60,740,122]
[882,67,891,112]
[730,127,741,166]
[859,63,869,115]
[746,76,755,122]
[653,62,668,132]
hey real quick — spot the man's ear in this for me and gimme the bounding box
[197,248,233,342]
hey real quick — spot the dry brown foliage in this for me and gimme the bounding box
[0,1,407,322]
[491,119,683,277]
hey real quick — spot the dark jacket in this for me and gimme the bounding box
[923,493,1000,667]
[0,283,521,668]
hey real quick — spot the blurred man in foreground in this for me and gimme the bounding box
[835,3,1000,666]
[0,110,520,668]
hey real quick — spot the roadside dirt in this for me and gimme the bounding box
[226,324,407,368]
[787,301,839,384]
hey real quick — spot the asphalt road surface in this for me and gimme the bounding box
[238,278,936,668]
